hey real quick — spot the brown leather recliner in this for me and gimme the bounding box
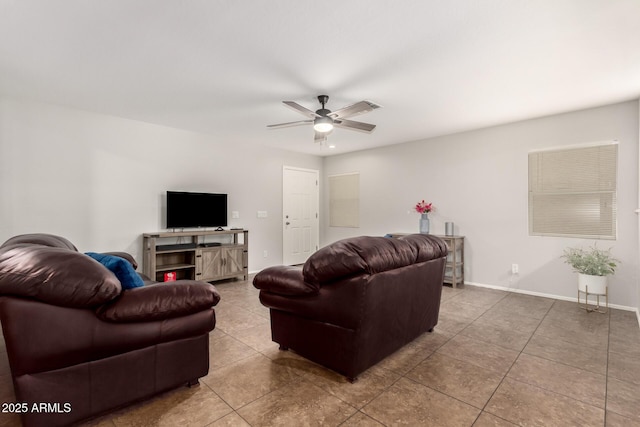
[253,234,448,380]
[0,234,220,427]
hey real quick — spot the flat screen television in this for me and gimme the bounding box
[166,191,228,229]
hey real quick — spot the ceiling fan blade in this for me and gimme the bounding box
[267,120,313,129]
[333,118,376,133]
[329,100,381,119]
[283,101,319,118]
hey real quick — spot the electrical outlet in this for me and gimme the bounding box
[231,211,240,219]
[257,211,268,218]
[512,263,519,274]
[263,250,268,258]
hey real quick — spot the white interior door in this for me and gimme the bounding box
[283,166,319,265]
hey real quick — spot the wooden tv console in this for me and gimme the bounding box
[142,229,248,283]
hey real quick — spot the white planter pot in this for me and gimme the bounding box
[578,273,608,295]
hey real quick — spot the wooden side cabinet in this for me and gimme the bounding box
[435,235,464,288]
[143,229,248,283]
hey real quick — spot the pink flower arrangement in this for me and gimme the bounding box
[415,200,433,214]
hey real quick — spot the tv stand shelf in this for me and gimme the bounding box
[143,229,248,283]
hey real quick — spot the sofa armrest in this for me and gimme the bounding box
[95,281,220,323]
[253,266,319,296]
[101,251,138,270]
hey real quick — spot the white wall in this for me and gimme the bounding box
[323,100,639,308]
[0,97,322,272]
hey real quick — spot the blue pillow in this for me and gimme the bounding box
[85,252,144,290]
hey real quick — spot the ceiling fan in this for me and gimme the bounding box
[267,95,381,143]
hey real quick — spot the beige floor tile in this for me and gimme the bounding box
[261,347,339,378]
[202,353,300,409]
[362,377,480,427]
[439,298,490,322]
[76,415,118,427]
[609,325,640,356]
[606,410,640,427]
[475,306,543,332]
[607,377,640,421]
[490,293,554,320]
[608,350,640,385]
[232,322,279,353]
[534,316,609,350]
[213,303,269,334]
[440,285,464,301]
[609,308,639,322]
[109,384,233,427]
[299,363,400,409]
[436,311,475,334]
[208,333,260,371]
[209,412,251,426]
[486,378,604,427]
[472,412,518,427]
[507,353,606,408]
[436,334,520,376]
[407,352,504,409]
[375,329,452,375]
[546,299,610,324]
[237,379,356,426]
[609,316,640,338]
[460,320,533,352]
[448,286,508,309]
[340,411,385,426]
[524,332,608,375]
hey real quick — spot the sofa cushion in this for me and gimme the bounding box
[1,233,78,251]
[397,234,449,262]
[253,266,319,296]
[95,281,220,322]
[303,234,447,286]
[85,252,144,290]
[0,245,121,307]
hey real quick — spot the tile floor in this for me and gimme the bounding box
[1,279,640,426]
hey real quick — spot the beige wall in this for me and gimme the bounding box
[322,100,639,308]
[0,96,322,272]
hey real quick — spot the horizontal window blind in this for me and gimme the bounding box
[528,142,617,239]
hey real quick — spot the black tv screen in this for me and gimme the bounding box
[166,191,228,229]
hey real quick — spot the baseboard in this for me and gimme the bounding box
[464,281,638,314]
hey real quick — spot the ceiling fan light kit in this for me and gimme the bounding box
[268,95,380,143]
[313,116,333,133]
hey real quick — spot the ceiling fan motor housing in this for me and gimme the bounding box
[317,95,329,107]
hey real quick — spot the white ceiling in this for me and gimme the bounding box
[1,1,639,156]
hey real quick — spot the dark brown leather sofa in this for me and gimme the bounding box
[254,234,448,380]
[0,234,220,427]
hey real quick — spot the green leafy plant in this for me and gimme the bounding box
[562,245,620,276]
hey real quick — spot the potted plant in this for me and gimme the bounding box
[562,244,620,294]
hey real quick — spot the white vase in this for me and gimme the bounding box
[419,214,430,234]
[578,273,607,295]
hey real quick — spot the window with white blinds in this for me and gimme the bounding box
[528,142,618,239]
